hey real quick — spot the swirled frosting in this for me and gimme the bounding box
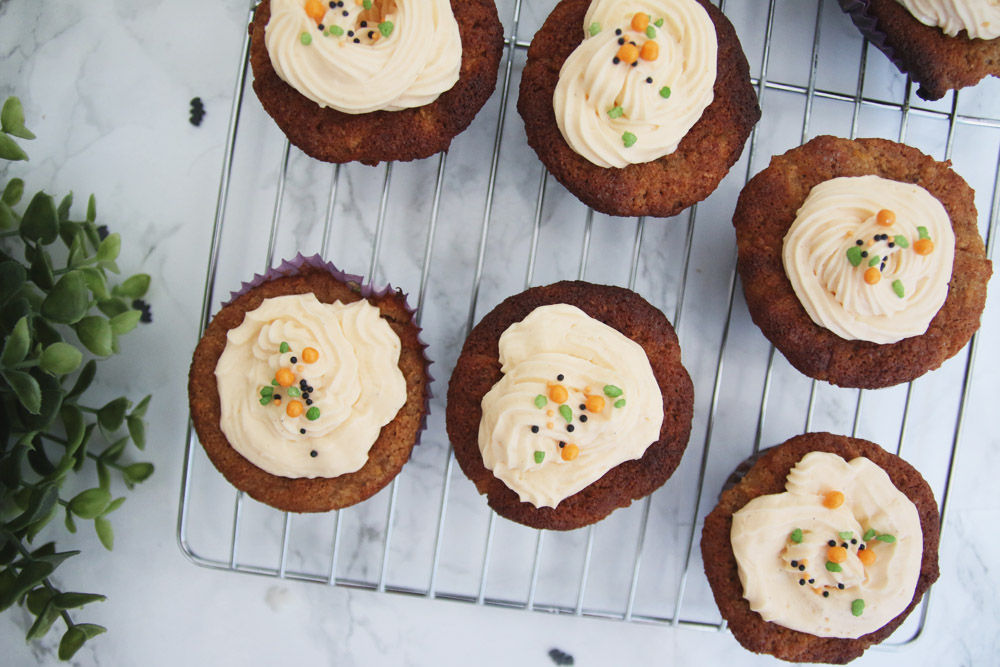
[731,451,923,638]
[478,304,664,508]
[896,0,1000,40]
[782,175,955,344]
[553,0,718,168]
[264,0,462,114]
[215,293,406,478]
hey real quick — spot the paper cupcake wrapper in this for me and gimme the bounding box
[224,252,434,440]
[838,0,908,75]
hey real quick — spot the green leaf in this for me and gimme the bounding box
[77,623,107,640]
[58,626,87,660]
[26,601,60,641]
[80,267,110,299]
[64,507,76,534]
[57,192,73,223]
[31,547,79,568]
[20,192,59,245]
[0,201,16,230]
[0,561,54,612]
[94,516,113,550]
[41,271,89,324]
[123,462,154,486]
[112,273,151,300]
[130,394,152,418]
[96,461,110,490]
[96,232,120,263]
[19,368,64,431]
[127,415,146,450]
[74,316,113,356]
[1,97,35,139]
[2,178,24,205]
[1,315,30,367]
[2,369,42,414]
[52,592,106,610]
[66,359,96,399]
[28,440,56,477]
[0,262,27,305]
[86,194,96,223]
[109,309,140,335]
[33,317,63,347]
[100,436,129,463]
[60,405,85,452]
[39,342,83,375]
[25,587,52,616]
[103,497,126,516]
[97,397,129,432]
[28,247,54,290]
[68,487,111,519]
[97,297,129,318]
[0,444,28,489]
[6,483,58,531]
[0,132,28,161]
[25,501,59,543]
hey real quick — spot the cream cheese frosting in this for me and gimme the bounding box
[896,0,1000,40]
[215,293,406,479]
[477,304,664,509]
[782,175,955,344]
[264,0,462,114]
[731,451,924,638]
[553,0,718,169]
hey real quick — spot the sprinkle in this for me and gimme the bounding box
[305,0,325,22]
[559,441,565,448]
[892,279,905,298]
[839,531,853,540]
[280,342,290,353]
[838,583,845,590]
[851,599,865,617]
[260,386,274,397]
[550,385,569,404]
[791,560,799,567]
[306,407,321,421]
[914,238,934,255]
[310,450,318,458]
[827,546,847,564]
[534,451,545,464]
[863,528,877,542]
[286,400,304,418]
[290,356,298,364]
[617,43,639,65]
[646,77,653,84]
[557,374,565,381]
[917,226,930,240]
[640,40,659,61]
[589,22,601,36]
[861,251,868,258]
[823,491,844,509]
[615,29,622,35]
[799,579,805,586]
[259,396,271,406]
[608,105,624,119]
[858,548,876,566]
[846,246,862,267]
[579,415,588,423]
[535,394,547,409]
[654,18,664,27]
[876,209,896,226]
[300,428,306,434]
[378,21,394,37]
[828,540,837,547]
[305,399,313,406]
[631,12,650,32]
[567,424,575,432]
[826,561,843,572]
[603,385,623,398]
[353,38,360,43]
[586,395,605,413]
[300,32,312,45]
[547,422,553,429]
[363,0,371,7]
[798,564,806,571]
[559,404,573,423]
[579,404,586,410]
[659,86,671,99]
[531,425,539,433]
[809,578,815,584]
[614,399,626,409]
[330,25,344,35]
[287,386,301,397]
[876,534,897,543]
[273,394,281,401]
[561,444,579,461]
[856,239,863,245]
[276,368,295,387]
[645,25,656,39]
[868,254,881,267]
[613,57,621,65]
[864,267,881,285]
[823,591,829,597]
[302,348,319,364]
[790,528,803,544]
[622,132,637,148]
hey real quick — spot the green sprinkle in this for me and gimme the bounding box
[280,342,290,353]
[826,561,843,573]
[614,398,626,409]
[603,385,623,398]
[654,18,664,27]
[534,394,547,409]
[876,534,897,543]
[863,528,877,542]
[330,25,344,36]
[622,131,637,148]
[378,21,394,38]
[286,386,301,398]
[559,404,573,423]
[534,450,545,464]
[892,279,905,298]
[363,0,372,8]
[259,396,272,406]
[607,105,624,119]
[838,531,853,540]
[851,599,865,617]
[300,32,312,46]
[645,25,656,39]
[659,86,671,99]
[918,226,930,240]
[589,22,601,36]
[260,386,274,397]
[306,407,321,421]
[271,379,280,386]
[846,246,863,267]
[868,254,881,267]
[790,528,803,544]
[894,234,909,248]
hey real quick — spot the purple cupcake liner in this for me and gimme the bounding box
[223,252,435,442]
[838,0,909,79]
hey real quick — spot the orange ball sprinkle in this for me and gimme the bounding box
[876,209,896,226]
[617,43,639,65]
[827,545,848,563]
[823,490,845,509]
[858,548,877,567]
[914,238,934,255]
[286,400,304,418]
[631,12,650,32]
[275,368,295,387]
[305,0,325,23]
[864,267,881,285]
[561,444,580,461]
[302,347,319,363]
[549,385,569,404]
[546,422,554,430]
[640,40,659,61]
[586,395,606,413]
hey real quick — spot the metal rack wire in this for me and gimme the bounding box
[177,0,998,644]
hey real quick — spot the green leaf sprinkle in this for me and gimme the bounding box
[300,32,312,46]
[790,528,803,544]
[589,22,601,36]
[607,105,624,119]
[892,279,905,298]
[654,18,664,27]
[894,235,909,248]
[851,599,865,617]
[863,528,877,542]
[659,86,671,99]
[330,25,344,36]
[868,254,880,267]
[379,21,394,38]
[260,396,272,406]
[646,26,656,39]
[559,404,573,423]
[307,407,321,421]
[534,394,547,409]
[846,246,862,267]
[286,386,301,397]
[839,531,853,541]
[280,341,290,353]
[614,398,626,409]
[363,0,372,8]
[261,386,274,397]
[622,131,637,148]
[876,534,896,543]
[534,450,545,464]
[271,378,280,386]
[918,226,930,240]
[826,561,843,573]
[603,385,623,398]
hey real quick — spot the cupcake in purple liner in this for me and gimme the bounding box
[188,254,431,513]
[839,0,1000,100]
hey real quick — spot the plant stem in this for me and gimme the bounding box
[0,528,76,629]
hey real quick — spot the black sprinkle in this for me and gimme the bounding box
[306,399,313,406]
[808,578,815,584]
[579,415,588,422]
[132,299,153,324]
[343,10,349,16]
[630,41,636,46]
[307,386,314,393]
[300,379,308,387]
[557,374,564,381]
[856,239,863,245]
[798,565,805,571]
[302,392,310,400]
[329,1,336,6]
[838,583,845,590]
[361,21,367,27]
[368,31,374,39]
[823,591,830,597]
[300,428,306,434]
[318,24,324,30]
[631,61,638,67]
[290,356,298,363]
[567,425,575,433]
[348,30,354,36]
[888,242,895,248]
[559,441,566,448]
[579,404,586,410]
[613,57,620,64]
[531,425,539,433]
[618,37,625,45]
[841,542,848,548]
[791,560,798,568]
[799,579,805,586]
[274,395,281,401]
[859,544,866,550]
[310,450,318,458]
[646,77,653,83]
[828,540,837,547]
[615,28,622,35]
[851,539,858,545]
[861,251,868,258]
[549,648,575,667]
[353,38,360,43]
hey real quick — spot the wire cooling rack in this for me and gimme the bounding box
[177,0,998,644]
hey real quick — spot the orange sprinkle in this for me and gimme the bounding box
[547,409,554,417]
[876,209,896,226]
[584,386,592,394]
[274,398,281,406]
[549,385,568,404]
[914,238,934,255]
[617,43,639,65]
[868,239,875,247]
[286,400,304,418]
[858,548,877,567]
[823,490,845,509]
[275,368,295,387]
[561,444,580,461]
[864,267,881,285]
[305,0,325,23]
[546,422,554,430]
[302,347,319,363]
[827,546,848,563]
[640,40,659,61]
[586,395,606,413]
[631,12,650,32]
[297,365,304,373]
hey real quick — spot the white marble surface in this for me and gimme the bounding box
[1,0,999,665]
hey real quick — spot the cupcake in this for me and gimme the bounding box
[733,135,992,389]
[188,255,430,513]
[517,0,760,218]
[701,432,940,663]
[445,281,694,531]
[249,0,504,165]
[839,0,1000,101]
